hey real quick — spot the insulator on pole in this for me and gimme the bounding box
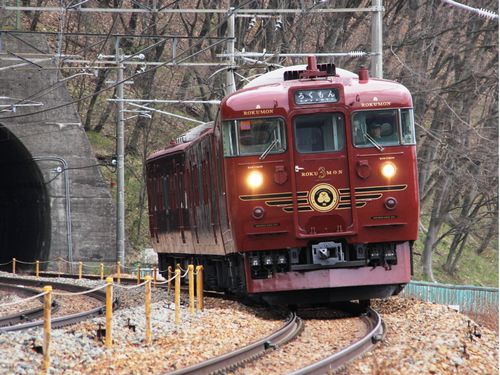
[349,51,366,57]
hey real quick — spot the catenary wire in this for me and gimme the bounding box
[0,2,256,121]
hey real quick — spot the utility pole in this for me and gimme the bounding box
[226,7,236,95]
[371,0,384,78]
[115,37,125,265]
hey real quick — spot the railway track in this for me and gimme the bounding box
[0,275,109,332]
[2,272,385,374]
[0,282,54,327]
[167,311,303,375]
[290,307,384,375]
[162,306,383,375]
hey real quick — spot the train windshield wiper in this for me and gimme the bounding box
[363,131,384,152]
[259,137,279,160]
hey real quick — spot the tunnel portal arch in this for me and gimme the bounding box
[0,125,51,269]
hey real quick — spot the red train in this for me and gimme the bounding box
[146,57,419,305]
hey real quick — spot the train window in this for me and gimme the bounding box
[352,110,400,148]
[222,118,286,157]
[400,109,416,145]
[162,175,169,211]
[294,113,345,153]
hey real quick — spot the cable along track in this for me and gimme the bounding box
[0,275,108,332]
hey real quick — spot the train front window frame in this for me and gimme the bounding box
[293,113,345,154]
[222,117,287,157]
[351,109,410,148]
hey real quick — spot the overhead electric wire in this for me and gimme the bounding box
[0,38,226,121]
[2,0,361,119]
[77,0,123,77]
[4,32,48,54]
[0,1,256,121]
[0,20,117,110]
[0,29,228,40]
[2,5,375,14]
[440,0,498,21]
[1,1,218,106]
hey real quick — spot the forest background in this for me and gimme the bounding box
[7,0,498,286]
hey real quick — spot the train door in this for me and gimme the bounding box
[292,112,354,237]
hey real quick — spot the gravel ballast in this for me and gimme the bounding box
[0,272,497,374]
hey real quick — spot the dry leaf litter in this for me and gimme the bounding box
[0,271,497,375]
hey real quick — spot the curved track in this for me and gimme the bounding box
[0,282,54,327]
[8,271,385,374]
[0,276,110,332]
[290,307,384,375]
[166,312,303,375]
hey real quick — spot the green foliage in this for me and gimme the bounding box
[86,131,115,152]
[412,234,498,288]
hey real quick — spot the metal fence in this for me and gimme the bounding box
[401,281,499,318]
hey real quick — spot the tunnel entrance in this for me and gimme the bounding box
[0,125,50,270]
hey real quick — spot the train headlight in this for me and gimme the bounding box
[247,170,264,188]
[381,162,396,178]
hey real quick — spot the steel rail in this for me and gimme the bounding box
[166,311,302,375]
[0,283,54,327]
[25,271,238,301]
[289,307,384,375]
[0,276,110,332]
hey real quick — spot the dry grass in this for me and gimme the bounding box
[464,305,499,332]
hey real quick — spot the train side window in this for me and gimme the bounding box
[294,113,345,153]
[401,109,416,145]
[162,175,169,211]
[222,118,286,157]
[151,176,158,212]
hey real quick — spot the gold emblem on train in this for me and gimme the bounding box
[309,183,339,212]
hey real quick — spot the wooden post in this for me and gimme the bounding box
[36,260,40,279]
[196,265,204,311]
[78,262,83,279]
[153,267,157,288]
[105,277,113,349]
[43,285,52,373]
[175,269,181,325]
[12,258,15,274]
[144,276,152,345]
[137,265,141,285]
[100,263,104,281]
[188,265,194,314]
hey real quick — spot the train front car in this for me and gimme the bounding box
[220,58,419,305]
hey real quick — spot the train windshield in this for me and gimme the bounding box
[294,113,345,153]
[222,118,286,157]
[352,109,416,148]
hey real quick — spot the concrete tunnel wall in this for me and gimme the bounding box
[0,32,118,269]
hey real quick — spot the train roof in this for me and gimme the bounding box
[243,65,358,88]
[147,122,214,161]
[222,63,412,116]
